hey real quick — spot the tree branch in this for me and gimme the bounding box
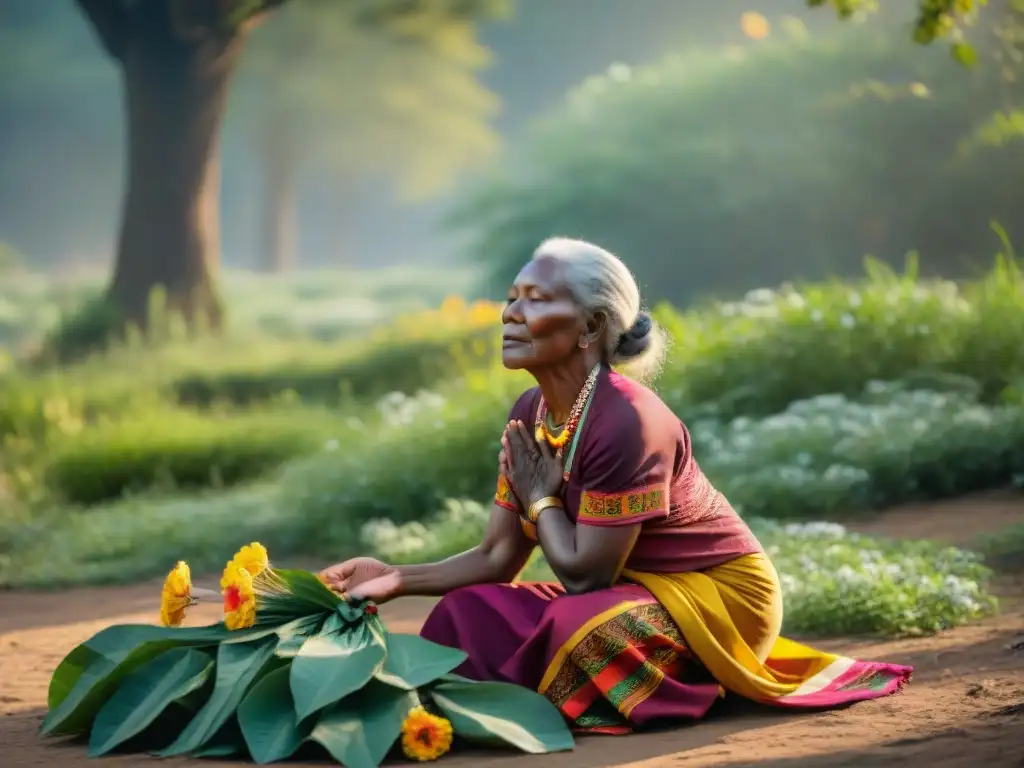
[169,0,281,44]
[243,0,292,32]
[74,0,130,61]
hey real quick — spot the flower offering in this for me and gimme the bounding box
[39,541,574,766]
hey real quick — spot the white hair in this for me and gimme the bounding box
[533,237,669,383]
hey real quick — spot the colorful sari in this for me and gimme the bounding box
[420,369,912,733]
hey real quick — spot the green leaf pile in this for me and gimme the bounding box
[39,568,573,765]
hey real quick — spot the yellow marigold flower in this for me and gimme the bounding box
[401,706,453,762]
[222,566,257,631]
[225,542,269,583]
[439,295,466,316]
[469,300,502,325]
[159,561,193,627]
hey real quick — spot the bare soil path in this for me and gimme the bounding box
[2,492,1022,767]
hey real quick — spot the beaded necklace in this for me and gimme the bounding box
[534,363,601,482]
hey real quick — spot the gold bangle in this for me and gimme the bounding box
[527,496,563,524]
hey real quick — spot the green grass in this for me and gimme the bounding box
[42,407,342,504]
[171,326,498,408]
[0,486,285,588]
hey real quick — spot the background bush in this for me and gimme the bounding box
[43,408,338,504]
[274,378,1024,554]
[976,524,1024,572]
[4,258,1024,526]
[657,253,1024,418]
[276,378,527,548]
[0,487,285,588]
[173,326,498,408]
[690,386,1024,518]
[450,22,1023,303]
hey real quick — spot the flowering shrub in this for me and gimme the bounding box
[360,501,996,638]
[279,375,529,545]
[374,390,448,429]
[281,380,1024,550]
[5,259,1024,511]
[360,499,489,564]
[753,519,995,637]
[691,384,1024,518]
[656,256,1024,418]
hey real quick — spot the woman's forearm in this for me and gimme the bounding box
[395,547,502,597]
[393,505,534,598]
[535,508,590,592]
[536,507,637,594]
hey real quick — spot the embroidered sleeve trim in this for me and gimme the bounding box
[578,486,667,524]
[494,474,519,511]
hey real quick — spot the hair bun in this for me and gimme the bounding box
[615,311,653,358]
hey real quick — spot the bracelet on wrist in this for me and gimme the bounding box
[527,495,564,524]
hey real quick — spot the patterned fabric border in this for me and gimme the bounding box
[579,486,666,524]
[542,602,690,727]
[771,660,911,708]
[494,474,518,512]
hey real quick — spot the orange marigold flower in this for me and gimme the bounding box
[401,706,453,762]
[159,561,194,627]
[221,565,257,631]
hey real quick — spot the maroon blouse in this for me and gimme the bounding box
[494,368,762,573]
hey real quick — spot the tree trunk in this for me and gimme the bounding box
[107,12,246,332]
[257,141,299,272]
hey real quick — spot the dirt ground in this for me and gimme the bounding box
[2,492,1022,767]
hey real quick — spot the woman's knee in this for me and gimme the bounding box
[423,584,507,630]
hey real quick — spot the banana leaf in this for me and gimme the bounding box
[42,572,576,765]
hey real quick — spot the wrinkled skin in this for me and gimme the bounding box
[319,557,400,603]
[499,255,602,372]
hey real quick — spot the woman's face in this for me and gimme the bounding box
[501,256,592,371]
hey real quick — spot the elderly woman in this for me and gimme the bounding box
[321,238,911,733]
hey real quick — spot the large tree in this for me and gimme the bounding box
[72,0,505,331]
[232,1,499,272]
